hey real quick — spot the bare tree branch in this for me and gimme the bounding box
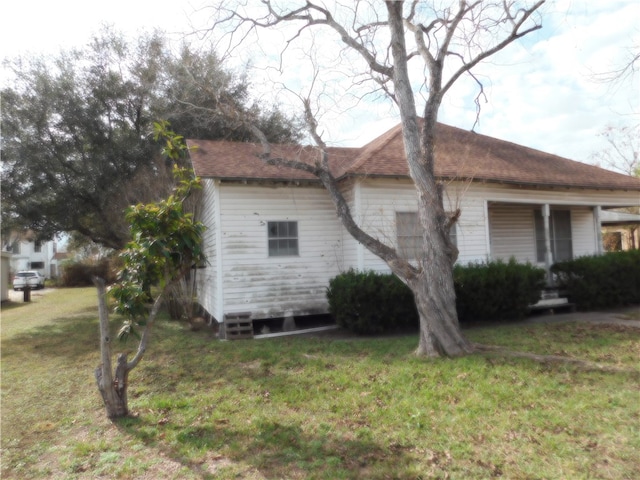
[440,1,544,96]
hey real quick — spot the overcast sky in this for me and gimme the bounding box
[2,1,638,170]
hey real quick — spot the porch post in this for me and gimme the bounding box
[593,206,604,255]
[542,204,553,285]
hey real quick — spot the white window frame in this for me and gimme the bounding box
[267,221,299,257]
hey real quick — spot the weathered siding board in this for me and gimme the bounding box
[451,184,491,263]
[218,183,343,319]
[487,204,602,264]
[489,204,536,263]
[571,207,597,257]
[353,179,492,270]
[358,179,415,272]
[195,178,220,321]
[352,180,633,270]
[339,179,360,272]
[197,174,637,322]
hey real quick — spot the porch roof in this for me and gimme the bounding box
[601,210,640,225]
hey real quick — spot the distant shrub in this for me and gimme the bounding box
[327,269,418,334]
[454,259,545,323]
[60,259,117,287]
[551,250,640,310]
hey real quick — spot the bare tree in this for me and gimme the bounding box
[207,1,544,357]
[593,47,640,85]
[591,124,639,177]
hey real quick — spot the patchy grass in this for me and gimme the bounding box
[2,289,639,479]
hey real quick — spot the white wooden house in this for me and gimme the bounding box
[4,234,63,279]
[188,122,640,328]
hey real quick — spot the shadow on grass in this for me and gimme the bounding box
[1,308,118,360]
[0,300,26,312]
[116,414,417,479]
[111,321,639,478]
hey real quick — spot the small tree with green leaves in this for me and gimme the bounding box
[94,122,206,419]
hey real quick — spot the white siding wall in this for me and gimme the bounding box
[218,183,344,319]
[339,179,360,271]
[489,204,536,263]
[350,178,493,271]
[196,179,220,321]
[357,179,417,272]
[198,176,638,320]
[572,207,597,257]
[353,179,638,269]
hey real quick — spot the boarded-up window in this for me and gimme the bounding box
[396,212,457,259]
[534,209,573,262]
[268,221,299,257]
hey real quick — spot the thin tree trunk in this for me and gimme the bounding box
[93,277,170,418]
[94,277,129,418]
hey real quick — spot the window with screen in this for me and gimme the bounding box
[534,209,573,262]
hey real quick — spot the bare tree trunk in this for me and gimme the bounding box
[385,2,473,357]
[219,0,543,357]
[94,277,129,418]
[93,277,168,418]
[408,259,472,357]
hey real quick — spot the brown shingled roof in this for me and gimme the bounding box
[187,140,360,182]
[188,122,640,191]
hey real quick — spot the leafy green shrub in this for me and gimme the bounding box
[328,260,545,334]
[60,259,117,287]
[551,250,640,310]
[327,270,418,334]
[454,259,545,323]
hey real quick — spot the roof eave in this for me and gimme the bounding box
[336,173,640,192]
[202,175,323,186]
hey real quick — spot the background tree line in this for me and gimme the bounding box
[1,28,302,250]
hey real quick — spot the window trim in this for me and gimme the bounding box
[267,220,299,257]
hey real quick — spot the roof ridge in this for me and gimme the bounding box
[338,123,403,177]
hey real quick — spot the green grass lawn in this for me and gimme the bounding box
[2,288,639,479]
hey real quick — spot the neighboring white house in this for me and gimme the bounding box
[187,122,640,327]
[4,234,66,279]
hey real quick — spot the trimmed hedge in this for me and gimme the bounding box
[327,270,418,334]
[454,259,545,323]
[327,260,546,334]
[551,250,640,310]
